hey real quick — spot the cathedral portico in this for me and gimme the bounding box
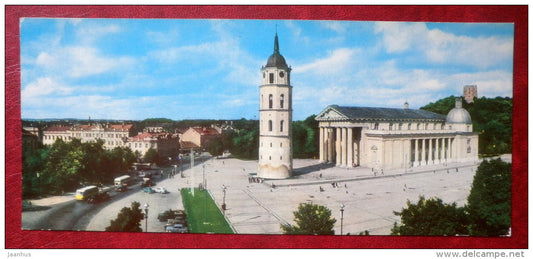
[316,102,478,171]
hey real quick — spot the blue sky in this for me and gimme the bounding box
[20,18,514,121]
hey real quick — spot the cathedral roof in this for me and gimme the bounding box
[316,105,446,122]
[265,33,288,68]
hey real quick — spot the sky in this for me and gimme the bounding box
[20,18,514,121]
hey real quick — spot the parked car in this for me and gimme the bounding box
[158,209,186,222]
[87,192,110,204]
[165,223,188,233]
[140,178,155,187]
[154,187,169,194]
[143,187,155,194]
[116,185,128,192]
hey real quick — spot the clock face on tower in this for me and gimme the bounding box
[279,71,284,78]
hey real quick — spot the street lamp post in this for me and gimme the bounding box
[340,204,345,235]
[144,203,149,232]
[222,185,227,215]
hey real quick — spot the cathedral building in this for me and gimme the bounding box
[315,98,478,170]
[258,33,293,179]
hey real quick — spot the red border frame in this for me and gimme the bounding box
[5,5,528,249]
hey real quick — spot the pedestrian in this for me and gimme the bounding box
[381,169,384,175]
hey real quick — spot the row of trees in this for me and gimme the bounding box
[205,115,319,160]
[392,158,511,236]
[421,96,512,155]
[22,138,137,198]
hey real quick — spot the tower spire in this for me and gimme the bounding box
[274,32,280,54]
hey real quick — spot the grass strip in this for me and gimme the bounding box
[181,188,233,234]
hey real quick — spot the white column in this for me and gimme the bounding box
[447,138,452,160]
[428,138,433,165]
[347,128,353,167]
[327,128,334,163]
[421,139,426,166]
[319,127,324,162]
[341,128,347,166]
[440,138,445,163]
[414,139,419,166]
[336,127,341,165]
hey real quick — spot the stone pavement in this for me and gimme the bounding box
[41,154,510,235]
[193,155,508,235]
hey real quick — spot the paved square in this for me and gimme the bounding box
[87,155,510,235]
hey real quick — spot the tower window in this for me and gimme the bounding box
[269,94,273,109]
[280,94,284,108]
[280,120,284,132]
[269,73,274,84]
[268,120,273,131]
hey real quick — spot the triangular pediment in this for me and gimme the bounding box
[315,106,348,121]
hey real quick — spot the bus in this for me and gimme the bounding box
[114,175,134,188]
[75,185,99,201]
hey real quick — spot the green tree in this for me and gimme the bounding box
[231,128,258,160]
[292,115,319,158]
[105,201,145,232]
[206,134,226,157]
[143,148,160,165]
[22,146,49,198]
[421,96,512,156]
[466,158,511,236]
[391,196,468,236]
[281,203,337,235]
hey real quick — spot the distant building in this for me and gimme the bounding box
[315,97,478,170]
[70,123,133,150]
[212,123,236,134]
[179,127,220,151]
[22,128,40,151]
[126,132,179,158]
[42,123,133,150]
[143,126,165,133]
[463,85,478,103]
[42,125,73,145]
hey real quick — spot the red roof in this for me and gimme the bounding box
[43,125,71,132]
[192,127,219,136]
[129,132,174,141]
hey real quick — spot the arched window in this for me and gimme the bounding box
[280,94,284,108]
[280,120,284,132]
[269,94,273,109]
[268,120,273,131]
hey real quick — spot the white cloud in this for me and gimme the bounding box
[320,21,348,33]
[293,48,357,75]
[75,23,120,44]
[374,22,514,69]
[32,46,135,79]
[67,46,135,78]
[374,22,427,53]
[22,77,73,99]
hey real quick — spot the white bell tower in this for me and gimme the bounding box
[258,33,293,179]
